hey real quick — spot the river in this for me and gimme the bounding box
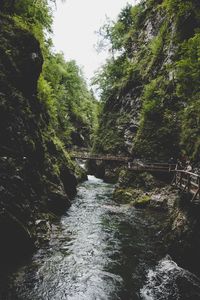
[1,175,200,299]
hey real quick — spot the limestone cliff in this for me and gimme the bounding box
[93,0,200,274]
[0,15,77,262]
[94,0,200,163]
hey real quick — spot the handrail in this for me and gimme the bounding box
[172,169,200,178]
[72,151,200,201]
[172,169,200,202]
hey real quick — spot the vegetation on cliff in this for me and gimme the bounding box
[1,0,98,148]
[0,0,97,261]
[93,0,200,163]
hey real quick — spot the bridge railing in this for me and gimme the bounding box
[128,162,177,172]
[128,162,200,201]
[71,151,200,201]
[171,169,200,201]
[71,152,130,162]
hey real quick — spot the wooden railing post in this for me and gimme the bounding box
[171,171,176,185]
[179,171,183,187]
[175,171,178,185]
[187,174,191,193]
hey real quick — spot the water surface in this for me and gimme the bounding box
[2,175,200,299]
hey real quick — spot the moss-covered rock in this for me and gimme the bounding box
[93,0,200,163]
[118,169,157,190]
[133,194,151,208]
[165,199,200,275]
[113,186,151,207]
[113,187,141,204]
[0,15,77,262]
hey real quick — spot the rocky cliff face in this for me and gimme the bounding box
[0,15,77,263]
[95,0,200,162]
[112,168,200,275]
[166,197,200,275]
[93,0,200,274]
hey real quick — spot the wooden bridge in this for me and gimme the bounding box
[71,152,200,202]
[71,152,130,162]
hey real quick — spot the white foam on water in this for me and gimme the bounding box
[140,255,200,300]
[87,175,103,183]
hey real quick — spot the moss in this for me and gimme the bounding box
[113,186,151,208]
[133,194,151,208]
[0,15,79,260]
[118,169,156,191]
[94,111,129,154]
[113,187,141,204]
[93,0,200,163]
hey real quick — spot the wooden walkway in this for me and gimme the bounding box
[129,162,200,202]
[171,170,200,202]
[71,152,200,202]
[128,162,176,173]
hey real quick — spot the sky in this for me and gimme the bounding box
[52,0,138,84]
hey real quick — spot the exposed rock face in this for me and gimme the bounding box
[93,0,200,273]
[0,16,77,262]
[166,197,200,275]
[113,168,200,275]
[87,159,123,183]
[95,0,200,162]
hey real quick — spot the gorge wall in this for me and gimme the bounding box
[93,0,200,275]
[0,0,99,263]
[94,0,200,164]
[0,15,81,263]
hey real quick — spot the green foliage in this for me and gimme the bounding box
[93,112,127,154]
[180,99,200,161]
[5,0,53,46]
[14,0,53,31]
[176,33,200,97]
[162,0,200,40]
[38,50,98,147]
[176,33,200,161]
[149,21,168,60]
[94,0,200,164]
[97,4,134,54]
[93,55,136,101]
[162,0,194,16]
[134,76,181,160]
[2,0,98,150]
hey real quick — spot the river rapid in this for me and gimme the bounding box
[1,175,200,300]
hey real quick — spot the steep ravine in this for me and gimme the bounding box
[92,0,200,277]
[0,15,78,264]
[0,0,200,297]
[94,0,200,162]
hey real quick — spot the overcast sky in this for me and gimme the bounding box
[52,0,138,84]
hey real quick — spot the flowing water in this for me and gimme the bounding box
[1,175,200,300]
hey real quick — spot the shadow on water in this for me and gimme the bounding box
[1,175,200,299]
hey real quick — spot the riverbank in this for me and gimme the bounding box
[112,168,200,276]
[1,175,200,299]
